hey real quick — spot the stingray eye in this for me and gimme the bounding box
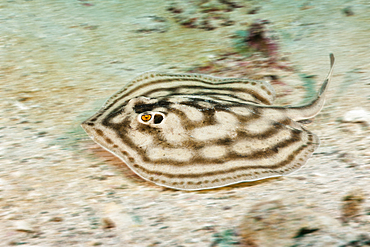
[141,114,152,122]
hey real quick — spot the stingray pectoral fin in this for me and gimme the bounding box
[283,53,335,121]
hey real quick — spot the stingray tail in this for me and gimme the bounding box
[284,53,335,121]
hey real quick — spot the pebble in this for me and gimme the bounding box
[132,16,169,33]
[102,217,116,229]
[239,199,347,247]
[341,189,365,223]
[342,6,355,16]
[342,108,370,126]
[14,220,34,233]
[49,216,64,222]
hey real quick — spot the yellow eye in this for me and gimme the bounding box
[141,114,152,122]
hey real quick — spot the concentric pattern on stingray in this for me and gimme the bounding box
[82,54,334,190]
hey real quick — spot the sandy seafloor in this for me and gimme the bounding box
[0,0,369,246]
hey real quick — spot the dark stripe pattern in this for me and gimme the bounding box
[81,68,331,190]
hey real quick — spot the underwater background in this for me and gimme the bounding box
[0,0,369,246]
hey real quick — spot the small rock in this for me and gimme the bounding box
[88,241,103,246]
[342,6,355,16]
[132,16,169,33]
[341,189,365,223]
[342,108,370,126]
[49,216,63,222]
[14,220,34,232]
[102,217,116,229]
[239,200,342,247]
[338,152,355,164]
